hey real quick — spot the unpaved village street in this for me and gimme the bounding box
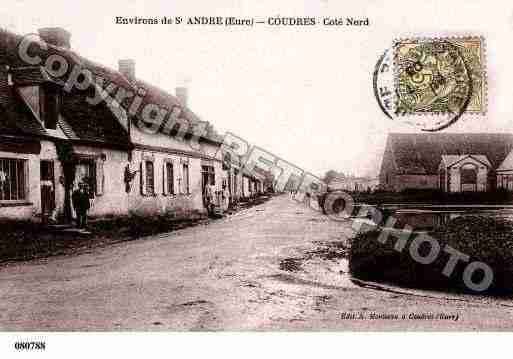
[2,195,513,331]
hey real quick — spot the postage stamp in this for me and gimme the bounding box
[393,36,486,115]
[373,36,486,131]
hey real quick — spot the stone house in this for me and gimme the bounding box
[379,133,513,192]
[438,155,491,192]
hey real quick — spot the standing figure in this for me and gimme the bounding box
[304,191,311,207]
[221,183,230,211]
[72,182,91,228]
[204,183,215,216]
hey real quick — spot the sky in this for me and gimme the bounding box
[2,0,513,178]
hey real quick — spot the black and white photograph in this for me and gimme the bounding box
[1,0,513,357]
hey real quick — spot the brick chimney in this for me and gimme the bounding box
[176,86,188,107]
[118,59,135,83]
[38,27,71,48]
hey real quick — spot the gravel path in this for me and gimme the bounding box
[1,195,513,330]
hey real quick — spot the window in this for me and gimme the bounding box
[40,84,60,130]
[75,157,104,197]
[460,163,477,192]
[75,160,96,198]
[145,161,155,195]
[233,169,239,195]
[0,158,27,201]
[182,163,190,194]
[201,165,215,190]
[164,162,174,195]
[222,153,231,171]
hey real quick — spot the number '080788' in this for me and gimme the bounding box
[14,341,46,350]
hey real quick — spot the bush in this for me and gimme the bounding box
[349,215,513,294]
[352,189,513,205]
[399,188,443,196]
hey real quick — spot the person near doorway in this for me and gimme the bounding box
[203,182,215,216]
[221,182,230,211]
[304,191,311,207]
[72,182,91,228]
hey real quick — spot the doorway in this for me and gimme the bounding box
[40,160,55,222]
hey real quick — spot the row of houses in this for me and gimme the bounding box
[327,175,379,192]
[379,133,513,192]
[0,27,265,223]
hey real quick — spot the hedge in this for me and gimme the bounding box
[349,215,513,294]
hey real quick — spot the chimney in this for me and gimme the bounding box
[38,27,71,49]
[118,59,136,82]
[176,86,188,107]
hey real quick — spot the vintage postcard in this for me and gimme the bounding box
[1,0,513,357]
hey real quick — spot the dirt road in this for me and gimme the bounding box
[1,195,513,330]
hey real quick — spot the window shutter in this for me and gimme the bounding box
[170,162,176,195]
[140,161,147,195]
[162,162,168,195]
[95,159,104,196]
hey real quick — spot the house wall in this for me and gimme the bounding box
[0,130,224,221]
[127,150,200,216]
[0,150,40,220]
[231,169,243,201]
[448,168,461,192]
[127,126,223,216]
[242,176,251,197]
[378,137,397,190]
[71,144,130,217]
[497,170,513,190]
[477,167,488,192]
[31,142,131,219]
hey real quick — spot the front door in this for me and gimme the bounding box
[40,160,55,222]
[460,164,478,192]
[201,165,215,207]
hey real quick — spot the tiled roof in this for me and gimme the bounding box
[10,66,64,86]
[0,28,223,146]
[386,133,513,174]
[57,116,78,139]
[0,28,131,147]
[0,91,47,137]
[0,30,222,145]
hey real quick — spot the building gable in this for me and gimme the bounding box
[382,133,513,175]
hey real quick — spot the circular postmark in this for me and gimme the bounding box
[373,38,481,132]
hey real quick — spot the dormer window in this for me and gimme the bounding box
[39,83,60,130]
[10,66,63,130]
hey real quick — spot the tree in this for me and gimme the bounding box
[322,170,344,184]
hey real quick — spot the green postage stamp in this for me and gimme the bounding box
[393,36,486,116]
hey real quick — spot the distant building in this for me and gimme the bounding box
[496,150,513,190]
[327,175,379,192]
[438,155,491,192]
[379,133,513,192]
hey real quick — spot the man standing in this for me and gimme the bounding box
[304,191,311,207]
[203,182,215,216]
[72,182,90,228]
